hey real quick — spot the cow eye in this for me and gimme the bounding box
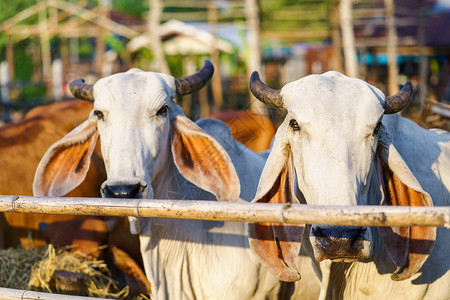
[374,122,382,134]
[156,105,168,117]
[94,110,104,121]
[289,119,300,131]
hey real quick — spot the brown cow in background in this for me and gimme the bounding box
[0,100,106,248]
[209,110,275,152]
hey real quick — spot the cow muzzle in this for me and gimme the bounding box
[101,179,148,199]
[310,225,371,262]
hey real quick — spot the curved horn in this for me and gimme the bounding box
[175,60,214,96]
[69,78,94,102]
[249,71,283,108]
[384,81,413,114]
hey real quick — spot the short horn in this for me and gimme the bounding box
[384,81,413,114]
[69,78,94,102]
[249,71,283,108]
[175,60,214,96]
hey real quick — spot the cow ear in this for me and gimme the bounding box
[33,119,99,197]
[171,115,240,202]
[375,144,436,281]
[248,132,304,282]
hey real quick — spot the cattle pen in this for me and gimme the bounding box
[0,194,449,300]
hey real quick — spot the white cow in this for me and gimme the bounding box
[247,71,450,300]
[33,61,320,299]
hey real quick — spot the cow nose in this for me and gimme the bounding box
[310,225,369,261]
[101,183,144,198]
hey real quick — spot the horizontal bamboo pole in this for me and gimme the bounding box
[0,287,105,300]
[0,195,449,228]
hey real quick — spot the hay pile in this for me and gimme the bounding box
[0,246,45,289]
[0,244,135,299]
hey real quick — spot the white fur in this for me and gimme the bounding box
[259,71,450,299]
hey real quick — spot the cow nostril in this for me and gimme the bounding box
[128,184,140,197]
[317,236,330,250]
[312,226,330,250]
[102,183,145,198]
[312,226,326,238]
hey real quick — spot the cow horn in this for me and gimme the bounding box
[69,78,94,102]
[249,71,283,108]
[384,81,413,114]
[175,60,214,96]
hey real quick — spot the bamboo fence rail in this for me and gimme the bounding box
[0,287,106,300]
[0,195,449,228]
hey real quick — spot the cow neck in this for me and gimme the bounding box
[145,144,169,198]
[149,149,187,200]
[365,228,397,271]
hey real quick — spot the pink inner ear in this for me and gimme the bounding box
[375,151,436,281]
[249,158,304,282]
[171,116,240,202]
[34,120,98,197]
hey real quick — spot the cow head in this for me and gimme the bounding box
[33,61,240,205]
[248,71,436,282]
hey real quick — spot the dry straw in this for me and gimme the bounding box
[0,244,135,299]
[0,246,46,289]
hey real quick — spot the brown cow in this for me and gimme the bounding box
[209,110,275,152]
[0,100,106,248]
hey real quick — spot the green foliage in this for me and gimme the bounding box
[105,34,125,53]
[167,55,183,78]
[0,0,36,51]
[78,37,95,61]
[259,0,331,39]
[21,84,47,103]
[130,48,150,69]
[112,0,147,19]
[0,0,35,23]
[13,40,33,81]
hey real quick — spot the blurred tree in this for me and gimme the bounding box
[0,0,34,23]
[112,0,147,19]
[0,1,41,90]
[259,0,330,42]
[0,0,35,52]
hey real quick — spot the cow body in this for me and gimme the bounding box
[321,113,449,300]
[248,71,449,299]
[138,118,282,299]
[209,110,275,152]
[34,62,321,299]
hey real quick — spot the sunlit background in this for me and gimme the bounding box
[0,0,449,128]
